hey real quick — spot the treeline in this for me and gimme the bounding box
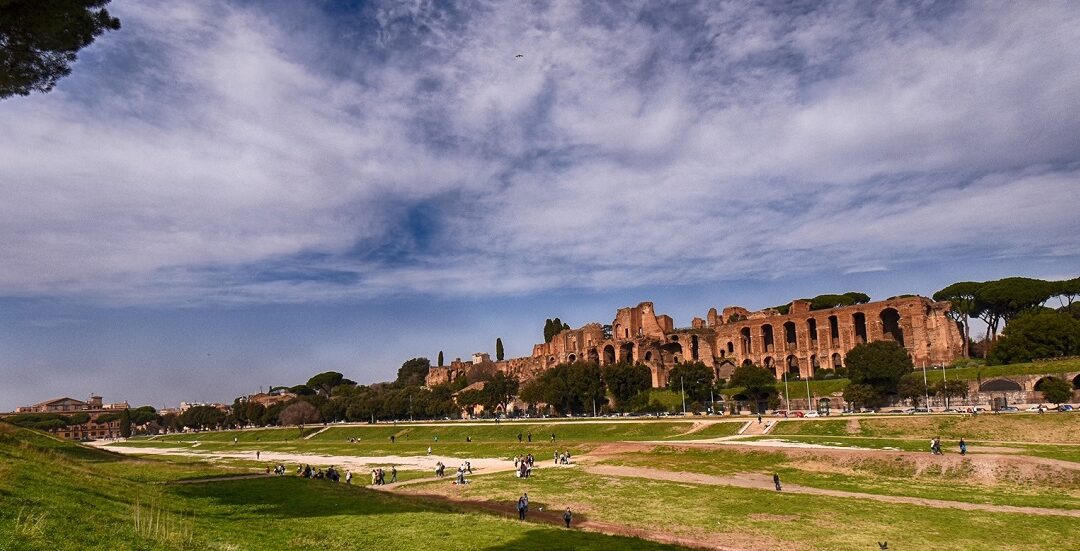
[933,276,1080,363]
[4,406,157,437]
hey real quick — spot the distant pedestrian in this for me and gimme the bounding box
[758,414,763,424]
[256,450,260,460]
[527,432,532,442]
[959,438,967,456]
[551,433,556,443]
[390,465,397,483]
[391,435,396,443]
[427,446,432,455]
[518,432,523,443]
[517,497,526,520]
[346,470,353,484]
[563,507,573,528]
[234,436,238,444]
[773,473,782,491]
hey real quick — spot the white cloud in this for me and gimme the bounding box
[0,0,1078,305]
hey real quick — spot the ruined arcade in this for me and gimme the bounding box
[427,295,965,389]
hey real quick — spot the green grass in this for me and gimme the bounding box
[151,426,320,443]
[771,413,1080,443]
[117,420,745,460]
[602,445,1080,510]
[0,422,684,550]
[400,468,1080,550]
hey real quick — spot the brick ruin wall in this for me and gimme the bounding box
[425,296,967,389]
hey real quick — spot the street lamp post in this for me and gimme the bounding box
[922,364,931,410]
[940,364,948,410]
[680,377,687,415]
[805,376,812,414]
[783,371,791,413]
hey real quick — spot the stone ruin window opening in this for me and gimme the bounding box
[786,355,800,379]
[588,348,599,364]
[783,321,797,350]
[567,353,576,363]
[1074,374,1080,390]
[603,345,616,364]
[644,351,653,361]
[880,308,904,348]
[691,335,700,360]
[1034,377,1061,391]
[762,324,775,353]
[831,353,842,369]
[727,341,734,354]
[742,359,753,367]
[853,313,867,344]
[829,316,840,347]
[807,318,818,345]
[740,328,752,355]
[620,342,634,363]
[810,354,819,374]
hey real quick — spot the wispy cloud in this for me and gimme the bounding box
[1,0,1078,306]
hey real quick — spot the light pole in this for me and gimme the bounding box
[804,376,812,413]
[940,364,948,410]
[680,377,687,415]
[783,371,791,413]
[922,364,930,411]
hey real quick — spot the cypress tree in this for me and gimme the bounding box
[496,338,505,361]
[438,351,444,367]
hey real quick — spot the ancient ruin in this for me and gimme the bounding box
[426,296,965,389]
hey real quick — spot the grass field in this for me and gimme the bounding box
[399,467,1080,550]
[0,422,683,550]
[770,412,1080,443]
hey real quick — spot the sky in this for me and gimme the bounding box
[1,0,1078,411]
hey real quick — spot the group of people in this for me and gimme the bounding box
[514,493,574,529]
[371,466,397,485]
[514,454,535,478]
[296,464,342,482]
[930,437,968,455]
[554,450,572,465]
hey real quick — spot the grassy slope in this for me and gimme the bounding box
[602,445,1080,510]
[120,421,743,461]
[400,468,1079,551]
[771,413,1080,443]
[0,423,681,551]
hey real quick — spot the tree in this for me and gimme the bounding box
[306,372,347,397]
[1052,277,1080,308]
[933,379,969,408]
[601,362,652,411]
[496,338,504,361]
[289,384,315,396]
[987,310,1080,364]
[666,361,714,403]
[728,364,777,410]
[1038,377,1073,405]
[521,361,606,415]
[897,372,928,407]
[438,351,444,367]
[844,341,913,406]
[975,277,1054,340]
[481,372,520,414]
[0,0,121,99]
[118,408,132,438]
[934,281,982,357]
[395,358,430,387]
[809,292,871,310]
[842,384,881,411]
[279,401,320,437]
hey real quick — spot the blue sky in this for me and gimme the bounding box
[1,0,1078,411]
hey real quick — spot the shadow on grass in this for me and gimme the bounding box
[169,477,440,519]
[478,523,686,551]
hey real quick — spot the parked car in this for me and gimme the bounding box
[885,409,905,414]
[999,406,1020,412]
[804,411,820,418]
[1059,404,1075,412]
[1025,405,1044,412]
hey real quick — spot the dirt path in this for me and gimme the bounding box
[582,464,1080,518]
[97,443,515,474]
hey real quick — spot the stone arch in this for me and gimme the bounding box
[853,312,867,344]
[979,378,1021,392]
[567,353,576,363]
[740,328,752,355]
[807,318,818,346]
[603,345,615,365]
[783,321,797,349]
[661,342,682,365]
[763,356,774,369]
[828,316,840,347]
[588,347,599,364]
[690,335,700,360]
[742,359,753,367]
[831,352,842,369]
[785,355,800,378]
[548,356,556,365]
[726,341,734,354]
[620,342,634,363]
[1034,377,1062,391]
[880,308,904,347]
[1073,374,1080,389]
[762,324,775,353]
[615,323,623,339]
[644,350,653,362]
[810,354,819,375]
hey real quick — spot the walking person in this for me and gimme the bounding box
[516,496,526,520]
[527,432,532,442]
[773,473,782,491]
[518,432,523,443]
[390,465,397,483]
[345,470,352,484]
[959,438,967,456]
[563,507,573,528]
[256,450,260,460]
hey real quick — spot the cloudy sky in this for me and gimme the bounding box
[2,0,1078,411]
